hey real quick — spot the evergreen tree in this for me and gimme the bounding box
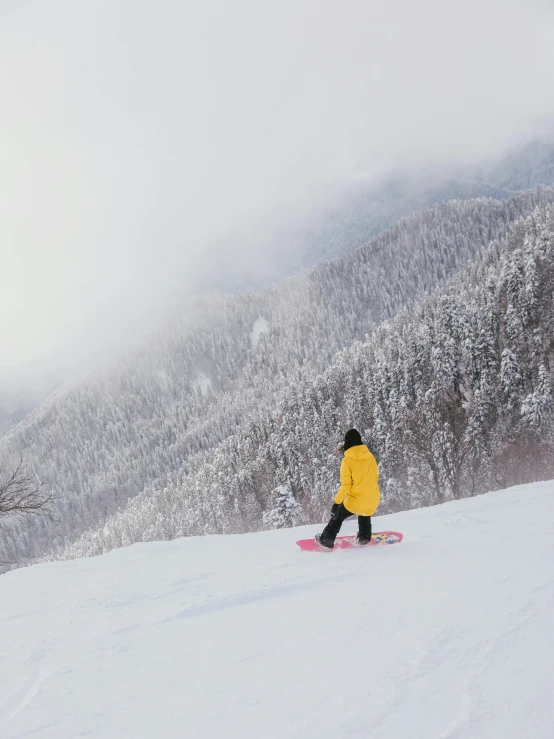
[522,365,553,438]
[262,485,301,530]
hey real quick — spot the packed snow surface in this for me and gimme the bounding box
[1,481,553,739]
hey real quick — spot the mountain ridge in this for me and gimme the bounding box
[2,187,554,565]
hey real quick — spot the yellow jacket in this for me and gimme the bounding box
[334,444,380,516]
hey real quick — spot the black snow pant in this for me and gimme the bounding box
[320,502,372,547]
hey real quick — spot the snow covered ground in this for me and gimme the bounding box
[1,481,553,739]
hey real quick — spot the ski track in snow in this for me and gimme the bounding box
[1,481,554,739]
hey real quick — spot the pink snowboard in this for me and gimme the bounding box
[296,531,403,552]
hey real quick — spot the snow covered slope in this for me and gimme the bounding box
[1,481,553,739]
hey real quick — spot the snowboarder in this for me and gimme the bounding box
[315,429,380,551]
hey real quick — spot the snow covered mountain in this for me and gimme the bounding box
[3,138,554,430]
[2,187,554,566]
[0,368,66,437]
[53,197,553,563]
[197,137,554,291]
[1,480,553,738]
[2,188,553,566]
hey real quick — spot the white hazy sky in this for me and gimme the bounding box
[1,0,554,374]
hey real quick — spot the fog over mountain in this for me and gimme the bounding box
[2,0,554,378]
[2,137,554,434]
[200,137,554,292]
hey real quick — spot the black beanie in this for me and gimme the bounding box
[344,428,362,451]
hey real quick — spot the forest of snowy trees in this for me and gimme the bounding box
[1,188,553,566]
[55,202,554,560]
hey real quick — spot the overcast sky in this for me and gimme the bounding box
[1,0,554,375]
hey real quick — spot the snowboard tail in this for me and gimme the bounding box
[296,531,403,552]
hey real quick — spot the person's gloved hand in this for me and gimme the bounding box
[330,503,339,519]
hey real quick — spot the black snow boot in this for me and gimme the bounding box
[314,534,334,551]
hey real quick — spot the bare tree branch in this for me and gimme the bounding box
[0,459,51,520]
